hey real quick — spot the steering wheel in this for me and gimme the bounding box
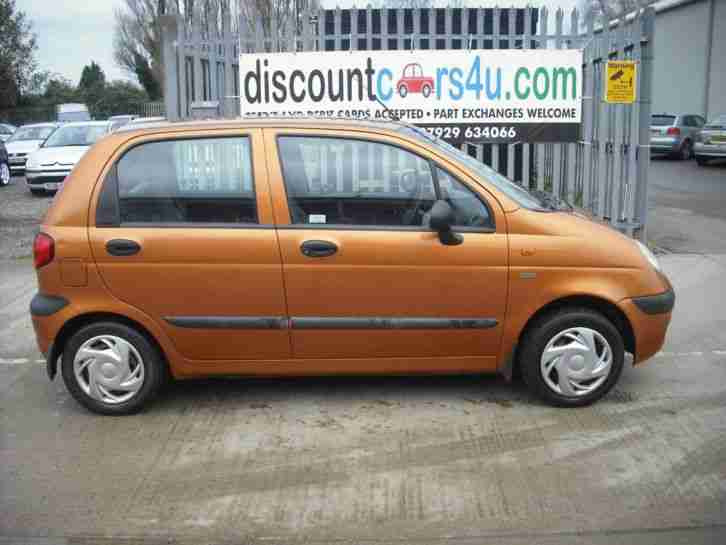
[399,170,425,226]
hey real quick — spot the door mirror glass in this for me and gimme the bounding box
[429,200,462,245]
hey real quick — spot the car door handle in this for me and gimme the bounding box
[301,240,338,258]
[106,239,141,256]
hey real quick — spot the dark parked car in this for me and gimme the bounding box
[0,140,9,187]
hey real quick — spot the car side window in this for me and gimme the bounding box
[117,137,257,224]
[278,136,437,227]
[435,168,493,229]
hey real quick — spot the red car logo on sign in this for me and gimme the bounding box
[397,63,435,98]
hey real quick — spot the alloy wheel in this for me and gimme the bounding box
[0,163,10,186]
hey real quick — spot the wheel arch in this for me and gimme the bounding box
[506,294,635,381]
[47,312,169,380]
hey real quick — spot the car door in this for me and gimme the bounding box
[88,130,291,363]
[264,128,508,371]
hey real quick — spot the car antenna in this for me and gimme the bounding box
[363,82,400,122]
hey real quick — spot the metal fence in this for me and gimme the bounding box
[160,6,654,238]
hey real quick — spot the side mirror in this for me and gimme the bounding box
[429,200,463,246]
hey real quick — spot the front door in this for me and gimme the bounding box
[89,130,291,363]
[265,128,508,371]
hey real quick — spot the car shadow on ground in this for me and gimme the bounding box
[150,373,540,413]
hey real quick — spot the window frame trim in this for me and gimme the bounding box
[274,133,496,233]
[98,134,262,228]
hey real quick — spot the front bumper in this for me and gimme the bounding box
[619,288,675,365]
[25,168,71,189]
[693,142,726,158]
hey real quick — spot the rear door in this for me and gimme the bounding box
[264,128,508,370]
[89,130,291,363]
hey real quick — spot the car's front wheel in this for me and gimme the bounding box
[61,322,165,415]
[519,308,624,407]
[0,161,10,186]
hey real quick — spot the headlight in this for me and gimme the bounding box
[636,240,661,272]
[25,155,39,169]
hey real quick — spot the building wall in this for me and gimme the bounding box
[707,0,726,118]
[652,0,711,116]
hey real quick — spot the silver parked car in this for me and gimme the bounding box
[0,123,17,143]
[650,113,705,160]
[694,114,726,166]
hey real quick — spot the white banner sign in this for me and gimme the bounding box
[239,49,583,143]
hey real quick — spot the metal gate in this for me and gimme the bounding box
[160,6,655,238]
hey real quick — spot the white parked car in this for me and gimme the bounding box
[4,123,59,174]
[0,123,17,142]
[25,121,111,195]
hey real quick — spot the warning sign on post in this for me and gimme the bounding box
[605,61,637,104]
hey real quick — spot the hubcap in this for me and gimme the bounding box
[540,327,613,397]
[73,335,145,404]
[0,163,9,185]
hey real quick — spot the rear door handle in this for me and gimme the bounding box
[301,240,338,258]
[106,239,141,256]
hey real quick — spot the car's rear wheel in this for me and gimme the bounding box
[696,156,708,166]
[0,162,10,186]
[61,322,165,415]
[398,84,408,98]
[677,140,692,160]
[422,84,432,98]
[519,308,624,407]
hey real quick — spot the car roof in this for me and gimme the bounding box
[19,122,59,128]
[57,121,112,127]
[114,116,408,135]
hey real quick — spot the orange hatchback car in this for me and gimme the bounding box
[30,118,674,414]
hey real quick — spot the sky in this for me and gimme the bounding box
[22,0,582,87]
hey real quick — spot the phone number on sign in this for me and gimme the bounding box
[422,126,518,140]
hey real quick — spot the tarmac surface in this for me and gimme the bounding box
[1,160,725,544]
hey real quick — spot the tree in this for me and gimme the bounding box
[113,0,166,99]
[79,61,106,92]
[0,0,38,107]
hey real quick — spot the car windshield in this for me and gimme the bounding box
[398,125,550,211]
[43,125,108,147]
[704,114,726,129]
[7,126,55,142]
[651,115,676,126]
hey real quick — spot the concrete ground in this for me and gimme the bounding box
[1,161,725,544]
[648,156,726,254]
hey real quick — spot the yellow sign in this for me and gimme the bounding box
[605,61,637,104]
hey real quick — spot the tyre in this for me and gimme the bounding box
[30,188,46,196]
[677,140,692,160]
[61,322,165,415]
[696,156,708,166]
[519,308,625,407]
[422,84,432,98]
[0,161,9,186]
[398,84,408,98]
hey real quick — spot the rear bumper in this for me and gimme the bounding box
[30,293,70,380]
[619,288,675,365]
[650,136,681,153]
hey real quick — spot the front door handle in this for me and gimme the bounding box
[106,239,141,256]
[301,240,338,258]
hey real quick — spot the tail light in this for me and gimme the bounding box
[667,127,680,136]
[33,233,55,269]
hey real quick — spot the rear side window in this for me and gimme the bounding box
[117,137,257,224]
[651,115,675,127]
